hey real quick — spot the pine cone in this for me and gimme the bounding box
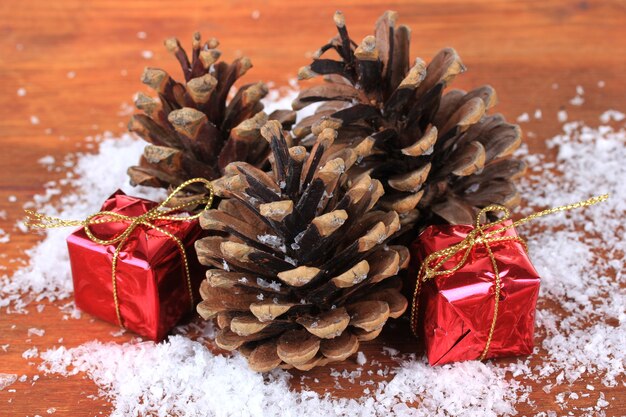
[195,120,409,371]
[127,33,296,193]
[293,11,526,229]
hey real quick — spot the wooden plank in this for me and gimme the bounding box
[1,0,624,415]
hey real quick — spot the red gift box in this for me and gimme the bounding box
[410,219,541,365]
[66,191,205,341]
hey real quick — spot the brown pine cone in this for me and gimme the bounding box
[127,32,296,193]
[293,11,526,230]
[195,120,409,371]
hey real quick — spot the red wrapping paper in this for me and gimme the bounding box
[410,220,541,365]
[66,191,205,341]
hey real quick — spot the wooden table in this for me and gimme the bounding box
[1,0,624,415]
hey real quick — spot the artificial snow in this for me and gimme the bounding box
[28,327,45,337]
[569,96,584,106]
[599,110,625,123]
[22,347,38,359]
[38,338,523,417]
[257,234,286,252]
[2,90,624,415]
[517,120,626,388]
[37,155,55,166]
[516,112,529,123]
[569,86,585,106]
[0,229,9,244]
[0,373,17,390]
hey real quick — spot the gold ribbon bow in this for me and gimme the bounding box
[410,194,608,361]
[25,178,214,328]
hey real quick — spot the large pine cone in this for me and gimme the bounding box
[293,11,526,230]
[195,120,409,371]
[128,33,296,192]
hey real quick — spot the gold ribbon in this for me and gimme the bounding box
[25,178,214,328]
[410,194,608,361]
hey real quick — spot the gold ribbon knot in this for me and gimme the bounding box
[410,193,608,361]
[25,178,214,327]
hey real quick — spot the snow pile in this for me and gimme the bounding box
[39,336,523,417]
[519,121,626,387]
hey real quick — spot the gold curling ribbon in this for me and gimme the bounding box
[25,178,214,328]
[410,194,608,361]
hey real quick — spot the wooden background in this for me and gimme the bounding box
[1,0,624,415]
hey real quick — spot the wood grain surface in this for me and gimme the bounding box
[1,0,625,415]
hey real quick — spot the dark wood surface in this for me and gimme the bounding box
[1,0,625,415]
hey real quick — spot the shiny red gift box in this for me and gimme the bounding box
[410,220,541,365]
[66,191,205,341]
